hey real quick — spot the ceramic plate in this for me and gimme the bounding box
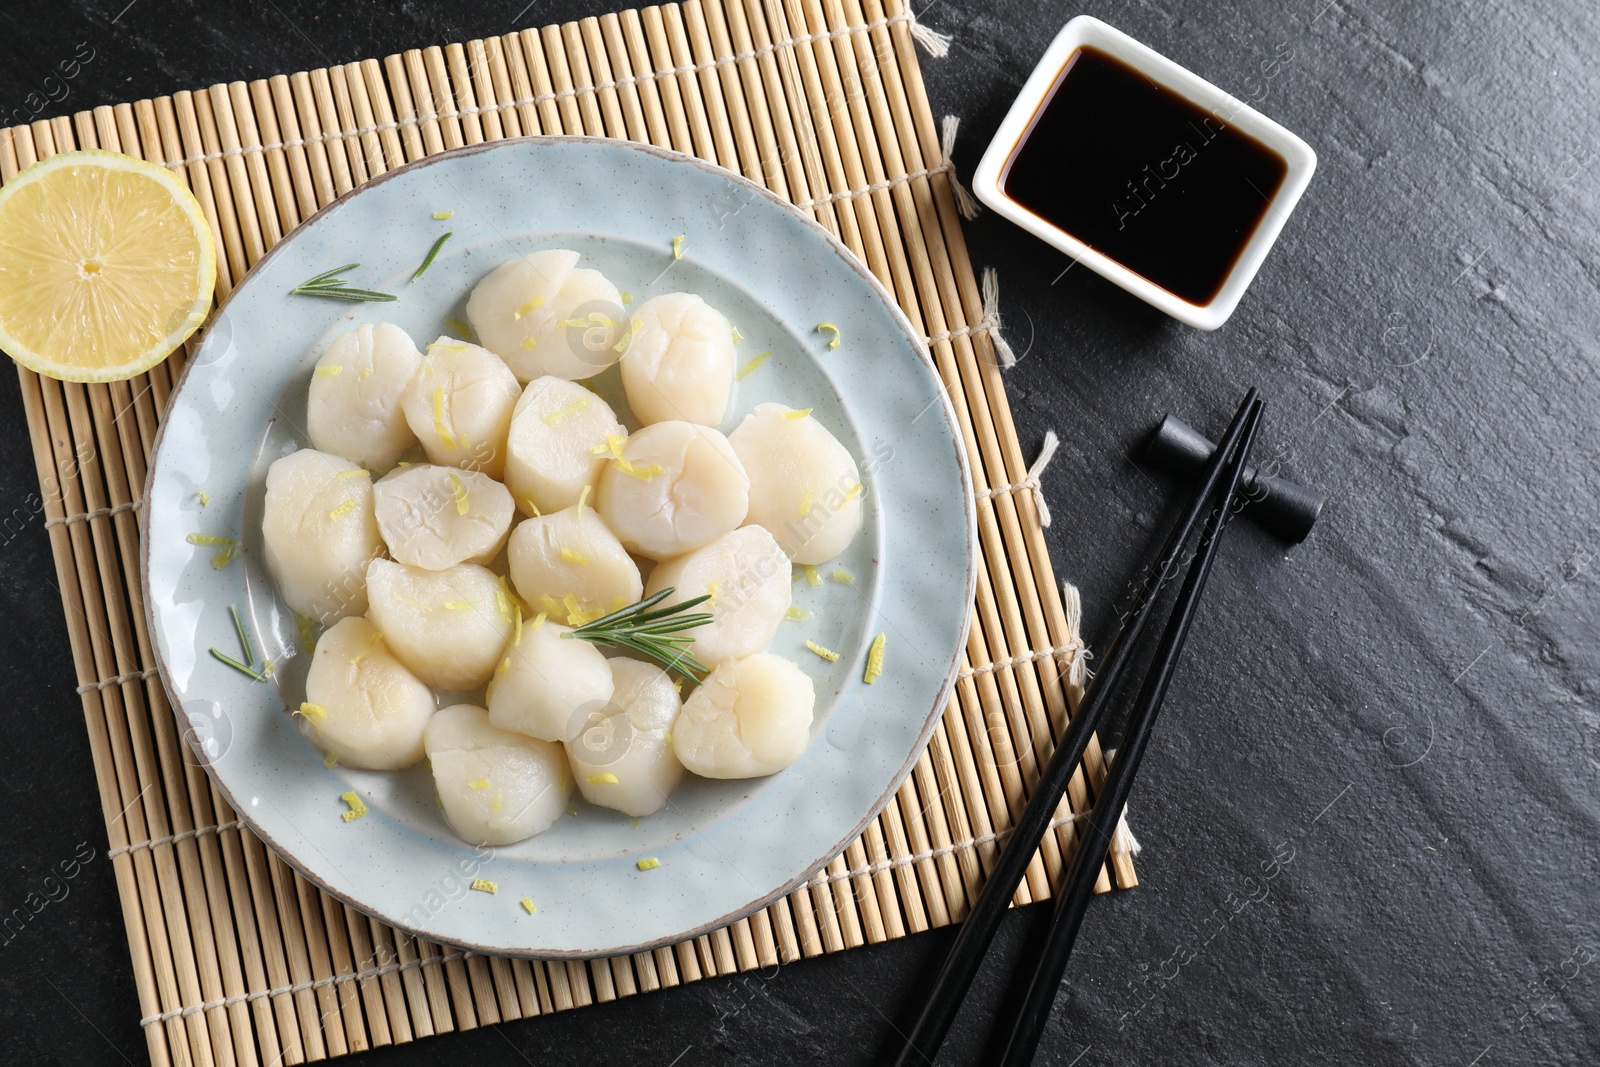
[143,137,975,958]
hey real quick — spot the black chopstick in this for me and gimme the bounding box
[891,389,1261,1067]
[994,397,1263,1065]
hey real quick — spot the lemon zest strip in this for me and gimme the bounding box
[805,639,841,662]
[340,792,367,822]
[637,856,662,871]
[587,773,619,785]
[736,350,771,380]
[864,632,887,684]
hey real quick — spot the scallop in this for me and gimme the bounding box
[424,704,571,846]
[372,463,514,570]
[645,526,790,668]
[399,338,521,478]
[487,618,614,742]
[506,505,642,625]
[305,322,423,473]
[301,616,435,770]
[364,559,515,691]
[729,403,864,565]
[466,249,627,380]
[566,659,684,817]
[262,449,385,622]
[503,376,624,516]
[594,421,749,560]
[620,292,736,426]
[672,653,815,779]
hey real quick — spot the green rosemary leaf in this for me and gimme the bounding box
[413,231,452,281]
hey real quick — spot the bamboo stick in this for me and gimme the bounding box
[382,54,429,162]
[248,80,302,234]
[466,40,506,141]
[684,1,750,176]
[443,44,486,145]
[597,15,651,144]
[497,32,541,137]
[578,18,630,139]
[286,73,337,207]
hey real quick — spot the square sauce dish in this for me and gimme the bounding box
[972,16,1316,331]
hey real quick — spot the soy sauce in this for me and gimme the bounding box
[1001,46,1287,307]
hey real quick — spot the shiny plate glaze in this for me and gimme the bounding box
[142,137,975,958]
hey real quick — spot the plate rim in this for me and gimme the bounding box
[140,134,978,958]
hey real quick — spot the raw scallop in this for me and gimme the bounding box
[619,292,736,426]
[466,250,627,380]
[425,704,571,845]
[372,463,514,570]
[503,376,624,516]
[645,525,790,668]
[399,338,521,478]
[672,653,815,779]
[301,616,435,770]
[593,420,749,560]
[728,402,863,565]
[305,322,423,473]
[487,617,614,743]
[506,505,642,626]
[364,559,515,691]
[566,658,684,817]
[261,448,385,622]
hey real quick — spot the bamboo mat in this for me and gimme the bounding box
[0,1,1137,1063]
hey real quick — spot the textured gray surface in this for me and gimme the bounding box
[1,1,1596,1064]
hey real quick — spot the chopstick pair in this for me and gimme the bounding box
[893,389,1266,1066]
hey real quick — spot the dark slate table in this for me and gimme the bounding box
[2,1,1596,1063]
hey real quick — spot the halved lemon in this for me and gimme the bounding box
[0,149,216,383]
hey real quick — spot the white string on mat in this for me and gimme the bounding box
[108,820,243,859]
[76,666,159,694]
[791,113,976,217]
[808,805,1091,890]
[954,582,1089,689]
[1102,748,1144,856]
[45,498,142,529]
[149,9,946,173]
[974,429,1058,526]
[139,949,470,1026]
[922,267,1017,367]
[940,115,980,220]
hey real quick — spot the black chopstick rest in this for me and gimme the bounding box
[1141,413,1324,543]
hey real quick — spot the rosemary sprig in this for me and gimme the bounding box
[211,647,264,682]
[413,232,452,281]
[230,604,255,667]
[291,263,397,303]
[211,602,266,681]
[564,587,713,681]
